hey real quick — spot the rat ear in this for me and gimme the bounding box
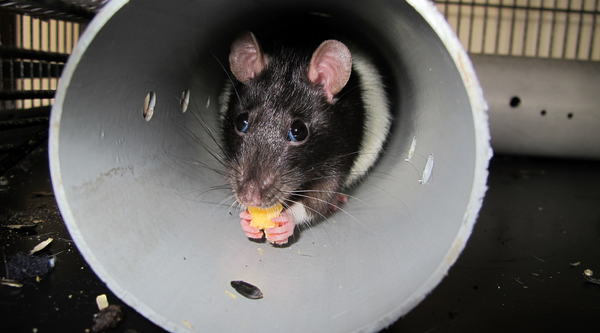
[229,31,267,83]
[308,40,352,102]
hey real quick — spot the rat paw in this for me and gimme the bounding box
[266,211,295,245]
[240,210,263,239]
[331,194,348,212]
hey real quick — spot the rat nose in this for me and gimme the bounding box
[238,180,263,207]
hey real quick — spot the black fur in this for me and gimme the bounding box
[221,32,365,220]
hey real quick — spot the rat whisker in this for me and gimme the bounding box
[363,172,410,189]
[286,191,374,235]
[173,120,229,170]
[291,189,370,208]
[211,53,241,103]
[190,185,231,201]
[218,194,238,213]
[160,124,229,178]
[174,156,228,177]
[270,186,331,224]
[209,194,236,218]
[188,97,226,154]
[225,198,245,220]
[335,83,362,101]
[281,197,330,237]
[282,191,343,212]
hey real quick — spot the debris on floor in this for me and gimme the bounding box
[5,252,56,282]
[30,237,53,254]
[92,305,125,333]
[230,280,263,300]
[583,269,600,285]
[96,294,109,311]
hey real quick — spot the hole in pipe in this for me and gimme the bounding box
[540,110,546,116]
[567,112,573,119]
[181,89,190,113]
[509,96,520,108]
[143,91,156,121]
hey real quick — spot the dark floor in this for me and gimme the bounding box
[1,145,599,333]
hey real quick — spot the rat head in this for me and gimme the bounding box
[221,31,361,209]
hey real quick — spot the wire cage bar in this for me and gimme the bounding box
[434,0,600,60]
[0,1,105,176]
[0,12,82,110]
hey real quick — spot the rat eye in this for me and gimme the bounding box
[288,120,308,142]
[235,112,249,133]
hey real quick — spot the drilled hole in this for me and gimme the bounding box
[540,110,546,116]
[567,113,573,119]
[143,91,156,121]
[509,96,520,108]
[180,89,190,113]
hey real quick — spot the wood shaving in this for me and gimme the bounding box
[4,224,37,230]
[30,238,53,254]
[31,191,54,196]
[418,153,434,185]
[96,294,109,311]
[0,279,23,288]
[405,136,417,162]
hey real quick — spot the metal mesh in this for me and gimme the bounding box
[0,1,102,175]
[434,0,600,60]
[0,14,81,110]
[0,0,104,22]
[0,0,105,110]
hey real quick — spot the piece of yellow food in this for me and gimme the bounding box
[248,204,283,230]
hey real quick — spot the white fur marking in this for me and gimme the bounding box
[218,81,233,120]
[288,203,309,225]
[345,51,392,187]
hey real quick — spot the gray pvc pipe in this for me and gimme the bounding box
[49,0,491,332]
[471,54,600,160]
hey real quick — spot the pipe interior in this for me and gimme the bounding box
[52,0,481,332]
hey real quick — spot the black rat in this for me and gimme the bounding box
[219,30,391,245]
